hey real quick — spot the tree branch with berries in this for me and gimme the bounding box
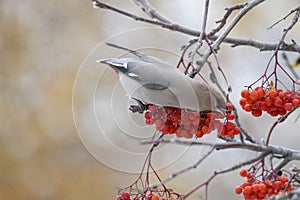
[91,0,300,199]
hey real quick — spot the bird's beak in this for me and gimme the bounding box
[96,59,111,64]
[96,59,120,74]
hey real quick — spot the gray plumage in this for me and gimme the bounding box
[97,43,226,112]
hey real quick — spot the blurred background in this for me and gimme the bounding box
[1,0,300,199]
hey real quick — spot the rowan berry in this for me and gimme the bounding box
[292,98,300,106]
[239,169,248,177]
[235,186,243,194]
[151,195,159,200]
[284,102,293,111]
[241,90,250,98]
[249,90,259,100]
[251,110,262,117]
[240,88,300,117]
[273,180,282,190]
[226,102,233,111]
[226,113,235,120]
[268,90,277,98]
[281,176,289,183]
[243,186,252,195]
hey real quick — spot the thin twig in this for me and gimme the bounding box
[189,0,265,77]
[282,52,300,81]
[189,0,210,71]
[149,147,215,189]
[268,7,300,30]
[131,0,172,24]
[266,107,300,146]
[91,0,300,53]
[92,0,200,35]
[184,152,269,199]
[207,2,247,37]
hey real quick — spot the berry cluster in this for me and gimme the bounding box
[235,169,294,200]
[116,192,177,200]
[144,104,240,138]
[240,87,300,117]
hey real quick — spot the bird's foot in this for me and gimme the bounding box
[129,99,148,114]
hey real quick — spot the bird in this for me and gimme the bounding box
[97,43,226,113]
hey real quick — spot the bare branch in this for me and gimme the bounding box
[282,52,300,81]
[268,6,300,30]
[149,147,215,189]
[131,0,172,24]
[207,2,246,37]
[276,5,300,51]
[190,0,266,77]
[184,152,269,199]
[266,107,300,146]
[142,139,300,160]
[92,0,200,36]
[92,0,300,53]
[189,0,211,70]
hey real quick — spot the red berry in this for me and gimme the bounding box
[274,180,282,190]
[146,118,154,125]
[226,113,235,120]
[251,109,262,117]
[292,98,300,106]
[265,97,273,106]
[241,90,250,98]
[249,90,259,101]
[268,90,277,98]
[283,103,293,111]
[239,169,248,177]
[226,102,233,111]
[258,183,267,193]
[241,182,250,188]
[243,185,252,195]
[151,195,159,200]
[281,176,289,183]
[273,96,283,107]
[243,104,252,112]
[235,186,243,194]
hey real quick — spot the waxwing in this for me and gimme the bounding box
[97,43,226,112]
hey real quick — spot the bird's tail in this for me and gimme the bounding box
[105,43,146,58]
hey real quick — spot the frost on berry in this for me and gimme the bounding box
[240,86,300,117]
[143,104,240,139]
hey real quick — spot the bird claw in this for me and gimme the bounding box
[129,98,148,114]
[129,105,145,113]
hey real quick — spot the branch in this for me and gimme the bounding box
[184,152,269,199]
[266,107,300,146]
[149,147,214,189]
[214,36,300,52]
[131,0,172,24]
[207,3,246,37]
[190,0,266,77]
[92,0,300,53]
[92,0,200,36]
[142,139,300,160]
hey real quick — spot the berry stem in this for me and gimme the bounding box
[266,107,299,146]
